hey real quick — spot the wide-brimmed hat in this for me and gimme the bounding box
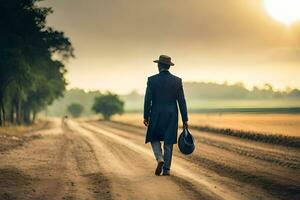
[178,128,195,155]
[153,55,174,66]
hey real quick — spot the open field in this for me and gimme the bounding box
[112,113,300,137]
[0,118,299,200]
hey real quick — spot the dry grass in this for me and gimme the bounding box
[112,113,300,148]
[0,120,48,137]
[191,125,300,148]
[112,113,300,137]
[188,113,300,137]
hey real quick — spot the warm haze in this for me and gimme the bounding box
[40,0,300,94]
[1,1,300,200]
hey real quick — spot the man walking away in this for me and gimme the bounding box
[143,55,188,176]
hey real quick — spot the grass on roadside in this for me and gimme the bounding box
[191,125,300,148]
[0,120,48,137]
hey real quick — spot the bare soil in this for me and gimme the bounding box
[0,118,299,200]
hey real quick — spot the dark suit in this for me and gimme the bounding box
[144,70,188,144]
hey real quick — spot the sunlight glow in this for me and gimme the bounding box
[264,0,300,25]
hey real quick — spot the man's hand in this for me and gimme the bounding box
[143,119,149,127]
[183,121,189,129]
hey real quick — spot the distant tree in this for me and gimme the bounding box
[263,83,273,91]
[92,93,124,120]
[67,103,84,118]
[45,89,102,117]
[288,89,300,98]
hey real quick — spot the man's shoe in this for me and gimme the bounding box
[155,161,164,176]
[162,171,170,176]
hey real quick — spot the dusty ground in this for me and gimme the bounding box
[0,118,299,200]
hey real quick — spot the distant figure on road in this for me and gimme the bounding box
[62,115,68,124]
[143,55,188,176]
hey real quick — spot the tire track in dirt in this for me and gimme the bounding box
[197,137,300,169]
[91,122,278,200]
[93,120,300,200]
[101,120,300,174]
[169,175,221,200]
[68,120,214,200]
[88,129,217,200]
[102,121,300,169]
[32,122,112,200]
[190,155,300,200]
[79,121,266,200]
[0,119,113,200]
[62,123,112,200]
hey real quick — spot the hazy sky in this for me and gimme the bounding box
[40,0,300,94]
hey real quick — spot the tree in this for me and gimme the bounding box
[92,93,124,120]
[0,0,73,126]
[67,103,84,118]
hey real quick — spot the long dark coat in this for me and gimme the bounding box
[144,71,188,144]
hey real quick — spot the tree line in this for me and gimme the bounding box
[46,82,300,116]
[0,0,74,126]
[184,82,300,99]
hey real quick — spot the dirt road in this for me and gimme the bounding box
[0,119,299,200]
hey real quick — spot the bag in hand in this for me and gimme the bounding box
[178,128,195,155]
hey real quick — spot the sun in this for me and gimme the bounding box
[264,0,300,25]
